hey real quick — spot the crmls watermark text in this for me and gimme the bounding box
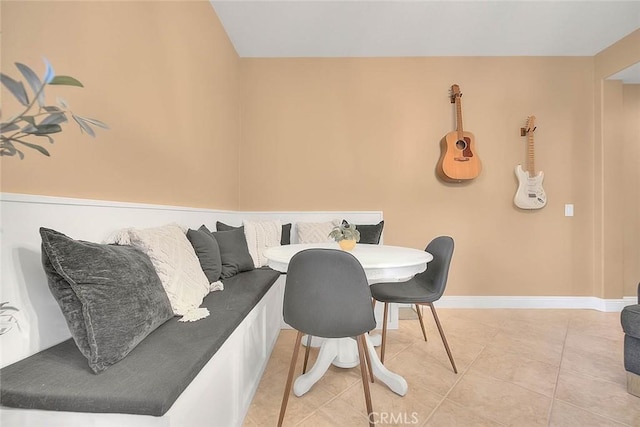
[368,411,420,425]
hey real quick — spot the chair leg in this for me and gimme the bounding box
[428,303,457,374]
[415,303,428,341]
[380,302,389,364]
[278,330,304,427]
[361,335,374,383]
[357,334,375,427]
[302,334,312,374]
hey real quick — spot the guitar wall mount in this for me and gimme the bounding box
[520,127,537,137]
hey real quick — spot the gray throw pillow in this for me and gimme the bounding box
[351,220,384,244]
[281,223,292,245]
[211,227,254,279]
[187,226,222,283]
[216,221,241,232]
[217,221,292,245]
[40,227,173,374]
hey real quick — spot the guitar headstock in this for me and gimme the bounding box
[450,84,462,103]
[526,115,537,134]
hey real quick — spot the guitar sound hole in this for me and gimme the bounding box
[456,139,467,150]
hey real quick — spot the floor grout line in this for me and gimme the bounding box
[551,398,634,427]
[545,316,570,425]
[421,342,491,426]
[248,311,634,426]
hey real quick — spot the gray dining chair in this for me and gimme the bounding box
[369,236,457,373]
[278,249,376,427]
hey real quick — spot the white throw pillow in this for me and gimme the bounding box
[108,224,211,321]
[296,219,341,244]
[243,220,282,268]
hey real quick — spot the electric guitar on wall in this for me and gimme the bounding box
[514,115,547,209]
[436,84,482,182]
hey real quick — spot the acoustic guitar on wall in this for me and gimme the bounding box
[436,84,482,182]
[514,115,547,209]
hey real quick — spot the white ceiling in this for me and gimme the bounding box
[211,1,640,82]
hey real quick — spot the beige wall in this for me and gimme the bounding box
[594,29,640,298]
[240,57,595,296]
[1,3,638,298]
[1,1,241,210]
[623,84,640,296]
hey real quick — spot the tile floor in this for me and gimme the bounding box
[243,308,640,426]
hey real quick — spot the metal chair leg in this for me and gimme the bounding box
[380,302,389,365]
[357,334,375,427]
[278,331,304,427]
[415,303,428,341]
[361,335,374,383]
[302,334,312,374]
[380,302,389,364]
[428,303,457,374]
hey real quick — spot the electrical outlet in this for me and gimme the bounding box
[564,204,574,217]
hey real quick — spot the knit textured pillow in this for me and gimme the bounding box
[296,220,341,244]
[108,224,211,322]
[243,220,282,267]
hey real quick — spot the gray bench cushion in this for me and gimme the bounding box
[623,304,640,375]
[622,304,640,339]
[0,268,281,416]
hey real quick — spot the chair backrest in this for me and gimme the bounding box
[420,236,454,299]
[283,248,376,338]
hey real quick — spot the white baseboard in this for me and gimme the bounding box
[405,296,637,312]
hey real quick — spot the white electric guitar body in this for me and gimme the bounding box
[514,165,546,209]
[514,116,547,210]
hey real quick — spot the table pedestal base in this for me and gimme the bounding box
[293,334,407,397]
[302,333,383,367]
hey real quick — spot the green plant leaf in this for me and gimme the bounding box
[0,140,24,159]
[0,73,29,106]
[21,116,36,126]
[49,75,84,87]
[42,58,55,84]
[22,123,61,135]
[40,113,67,126]
[1,123,20,133]
[72,114,96,137]
[21,124,37,133]
[34,134,55,144]
[43,106,62,112]
[31,124,62,135]
[75,115,108,129]
[12,138,50,156]
[15,63,45,107]
[0,302,19,312]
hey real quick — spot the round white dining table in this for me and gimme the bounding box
[264,243,432,397]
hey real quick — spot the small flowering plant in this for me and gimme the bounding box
[0,302,20,336]
[1,58,108,159]
[328,220,361,242]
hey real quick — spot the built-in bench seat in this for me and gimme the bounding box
[0,193,383,425]
[0,268,281,417]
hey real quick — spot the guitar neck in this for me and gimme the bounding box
[527,131,536,175]
[455,97,464,137]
